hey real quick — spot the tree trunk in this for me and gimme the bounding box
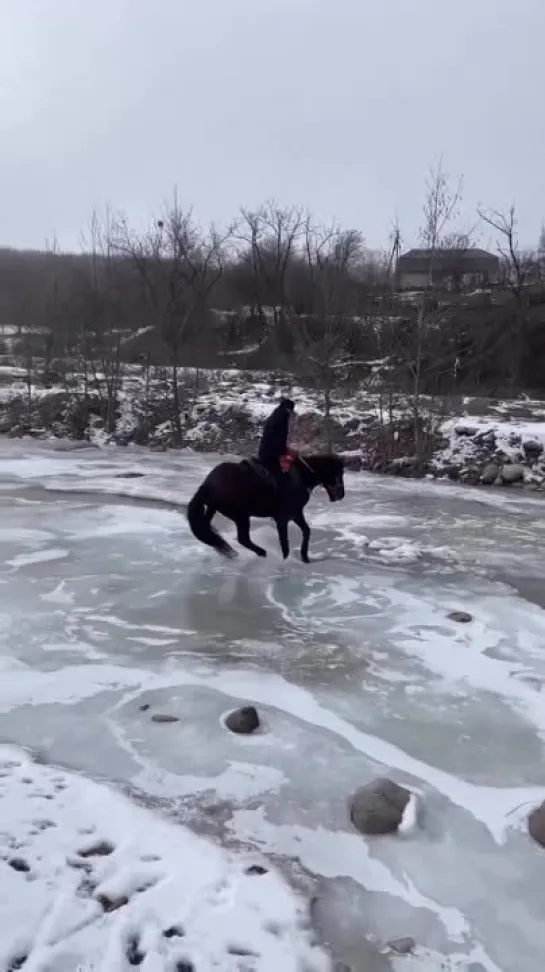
[171,358,182,444]
[323,385,333,451]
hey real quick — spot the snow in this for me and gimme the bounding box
[0,744,329,972]
[398,794,418,835]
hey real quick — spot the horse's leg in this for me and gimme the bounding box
[292,510,311,563]
[235,515,267,558]
[274,516,290,560]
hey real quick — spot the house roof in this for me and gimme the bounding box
[398,248,499,274]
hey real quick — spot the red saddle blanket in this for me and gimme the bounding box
[279,450,298,473]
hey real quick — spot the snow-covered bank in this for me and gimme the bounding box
[435,415,545,488]
[0,744,328,972]
[3,362,545,489]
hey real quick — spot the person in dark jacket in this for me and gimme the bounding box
[257,397,295,483]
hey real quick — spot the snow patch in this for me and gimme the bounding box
[398,793,418,835]
[0,745,329,972]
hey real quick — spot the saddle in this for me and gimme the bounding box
[242,455,299,490]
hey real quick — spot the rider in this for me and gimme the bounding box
[258,396,296,488]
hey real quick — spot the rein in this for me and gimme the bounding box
[297,456,315,475]
[296,455,321,489]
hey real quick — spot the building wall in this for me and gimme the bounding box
[398,271,429,290]
[399,267,499,291]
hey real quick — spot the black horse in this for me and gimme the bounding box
[186,454,345,562]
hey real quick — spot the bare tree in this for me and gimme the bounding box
[115,193,227,443]
[538,223,545,281]
[17,234,65,423]
[233,202,308,360]
[75,208,131,435]
[407,160,470,464]
[477,203,537,394]
[291,222,364,448]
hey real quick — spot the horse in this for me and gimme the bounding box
[186,453,345,562]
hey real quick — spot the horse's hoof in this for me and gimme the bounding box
[301,555,310,564]
[256,549,267,558]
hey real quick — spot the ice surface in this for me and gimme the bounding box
[1,441,545,969]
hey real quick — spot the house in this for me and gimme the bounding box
[397,248,500,292]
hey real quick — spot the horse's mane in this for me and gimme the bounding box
[301,452,344,472]
[303,452,344,465]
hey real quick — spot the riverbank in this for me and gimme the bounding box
[2,364,545,490]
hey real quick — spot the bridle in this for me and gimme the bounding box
[294,455,344,502]
[296,455,329,491]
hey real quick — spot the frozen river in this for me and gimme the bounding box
[1,439,545,970]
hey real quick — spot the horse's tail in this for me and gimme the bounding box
[186,484,235,558]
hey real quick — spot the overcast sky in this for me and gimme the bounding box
[2,0,544,253]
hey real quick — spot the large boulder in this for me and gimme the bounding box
[350,778,411,836]
[528,801,545,848]
[225,706,260,734]
[523,439,543,462]
[500,463,525,484]
[481,462,500,485]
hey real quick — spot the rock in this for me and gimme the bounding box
[150,443,168,452]
[481,462,499,485]
[528,801,545,847]
[386,937,416,955]
[474,429,496,446]
[150,713,179,723]
[523,439,543,461]
[448,610,472,623]
[225,706,260,734]
[139,703,150,711]
[500,463,524,484]
[115,471,145,479]
[446,465,461,481]
[461,466,482,486]
[350,777,411,836]
[245,864,268,875]
[454,425,478,437]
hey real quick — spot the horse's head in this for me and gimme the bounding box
[302,454,345,502]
